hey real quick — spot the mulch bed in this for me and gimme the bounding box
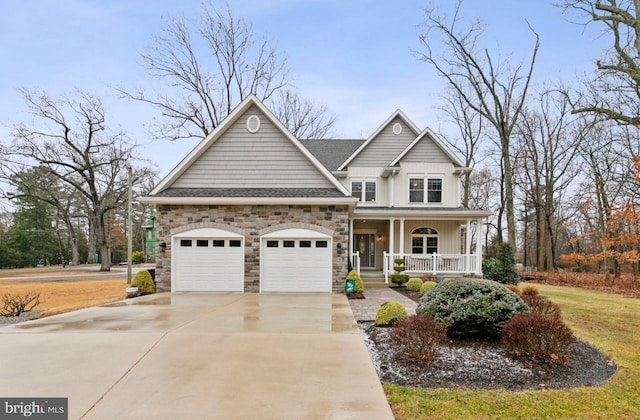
[361,287,618,391]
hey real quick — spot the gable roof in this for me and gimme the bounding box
[390,127,465,167]
[337,110,421,170]
[146,95,354,204]
[301,139,365,171]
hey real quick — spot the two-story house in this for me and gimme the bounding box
[141,95,491,293]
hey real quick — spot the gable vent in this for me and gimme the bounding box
[246,115,261,133]
[392,122,402,135]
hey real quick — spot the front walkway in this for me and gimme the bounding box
[348,287,418,321]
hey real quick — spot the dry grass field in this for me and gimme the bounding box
[0,266,129,318]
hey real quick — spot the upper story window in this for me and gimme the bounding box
[409,176,442,204]
[351,180,376,202]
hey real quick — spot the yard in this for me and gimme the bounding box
[384,283,640,419]
[0,266,128,318]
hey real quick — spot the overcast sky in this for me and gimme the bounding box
[0,0,607,178]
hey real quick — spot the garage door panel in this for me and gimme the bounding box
[261,236,332,293]
[174,237,244,292]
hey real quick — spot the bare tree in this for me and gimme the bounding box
[439,86,485,207]
[4,88,154,271]
[415,0,540,247]
[119,3,334,141]
[560,0,640,125]
[513,89,588,270]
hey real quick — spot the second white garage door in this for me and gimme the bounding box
[173,228,244,292]
[261,228,332,293]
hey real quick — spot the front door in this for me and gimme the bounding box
[355,234,376,268]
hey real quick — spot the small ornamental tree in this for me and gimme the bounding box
[390,258,410,286]
[483,243,519,285]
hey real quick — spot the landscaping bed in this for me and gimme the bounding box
[361,285,617,391]
[360,321,616,391]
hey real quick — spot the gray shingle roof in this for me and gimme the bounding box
[155,187,348,198]
[301,139,364,171]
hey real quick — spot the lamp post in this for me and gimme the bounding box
[127,165,133,284]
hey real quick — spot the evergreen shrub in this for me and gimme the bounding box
[416,278,529,337]
[375,301,408,327]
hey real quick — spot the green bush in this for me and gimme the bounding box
[390,315,447,364]
[390,273,410,286]
[502,313,574,365]
[346,269,364,293]
[416,278,529,337]
[132,251,144,264]
[482,243,519,285]
[375,301,408,327]
[131,270,156,295]
[419,281,438,296]
[406,278,423,292]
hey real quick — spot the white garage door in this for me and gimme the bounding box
[173,228,244,292]
[261,229,332,293]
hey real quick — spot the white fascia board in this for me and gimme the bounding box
[352,208,493,219]
[337,109,421,171]
[139,196,360,206]
[390,127,466,168]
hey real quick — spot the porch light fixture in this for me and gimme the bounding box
[159,242,167,252]
[336,243,342,249]
[377,235,382,241]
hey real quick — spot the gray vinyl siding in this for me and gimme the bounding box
[171,105,335,189]
[400,134,452,163]
[349,117,416,167]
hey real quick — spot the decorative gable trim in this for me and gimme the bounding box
[389,127,464,167]
[336,110,421,171]
[150,94,352,197]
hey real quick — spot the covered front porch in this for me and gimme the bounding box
[348,208,490,283]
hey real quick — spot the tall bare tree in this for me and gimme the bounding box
[439,86,485,207]
[415,0,540,246]
[4,88,154,271]
[560,0,640,126]
[120,3,334,141]
[513,89,588,270]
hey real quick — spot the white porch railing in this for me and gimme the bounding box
[383,252,479,283]
[350,251,360,274]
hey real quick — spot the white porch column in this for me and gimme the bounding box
[349,218,354,257]
[476,218,483,274]
[466,218,472,273]
[399,218,405,255]
[389,218,395,256]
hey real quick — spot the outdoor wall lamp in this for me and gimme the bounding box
[159,242,167,252]
[336,243,342,249]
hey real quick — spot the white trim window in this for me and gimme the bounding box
[409,175,443,204]
[351,179,377,202]
[411,227,439,254]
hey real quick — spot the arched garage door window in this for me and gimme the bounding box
[411,227,438,254]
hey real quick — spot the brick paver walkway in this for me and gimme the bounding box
[348,287,418,321]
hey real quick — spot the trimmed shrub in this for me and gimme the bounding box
[132,251,144,264]
[406,278,423,292]
[502,313,574,365]
[375,301,408,327]
[521,294,562,320]
[390,273,410,286]
[483,243,519,285]
[391,315,447,364]
[131,270,156,295]
[346,270,365,293]
[419,281,438,296]
[520,285,539,296]
[416,278,529,337]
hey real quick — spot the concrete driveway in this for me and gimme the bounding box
[0,293,394,419]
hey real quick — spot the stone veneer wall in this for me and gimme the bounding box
[154,204,350,293]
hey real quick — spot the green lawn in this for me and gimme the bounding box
[384,283,640,419]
